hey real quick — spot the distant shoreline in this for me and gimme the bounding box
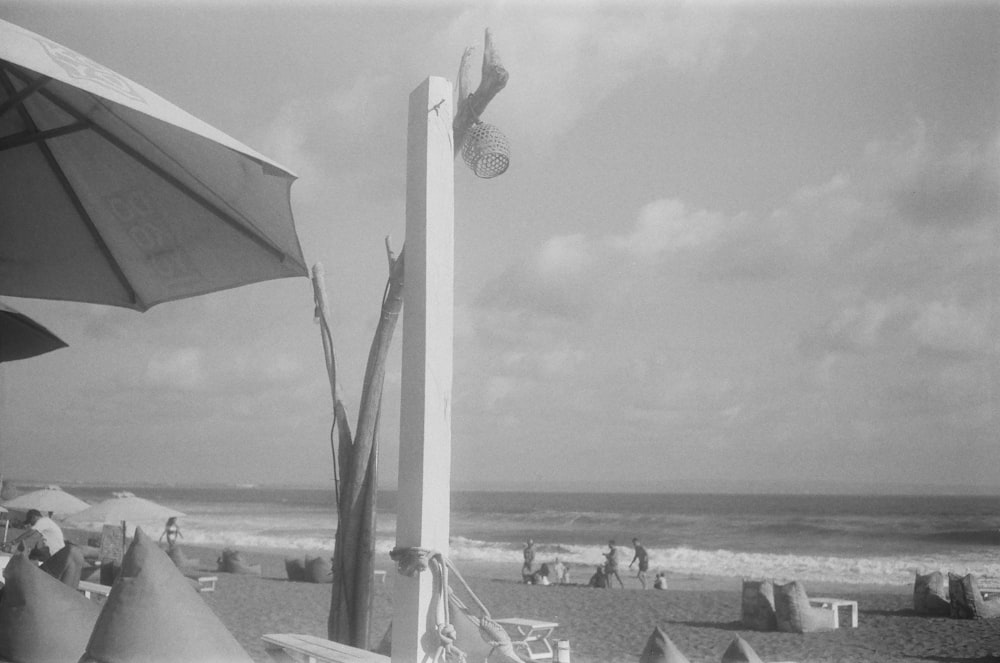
[7,478,1000,497]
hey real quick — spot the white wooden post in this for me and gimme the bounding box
[392,76,454,663]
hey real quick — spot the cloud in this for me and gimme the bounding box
[441,4,743,152]
[144,348,206,390]
[466,123,998,476]
[478,198,728,318]
[910,299,993,357]
[877,124,999,227]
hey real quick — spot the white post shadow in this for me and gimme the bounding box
[392,76,455,663]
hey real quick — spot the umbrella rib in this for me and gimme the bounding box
[0,121,89,152]
[0,68,143,307]
[0,69,50,119]
[32,86,302,267]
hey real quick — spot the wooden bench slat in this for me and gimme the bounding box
[262,634,390,663]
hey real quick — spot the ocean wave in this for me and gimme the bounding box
[174,522,1000,586]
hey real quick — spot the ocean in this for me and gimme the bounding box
[48,485,1000,587]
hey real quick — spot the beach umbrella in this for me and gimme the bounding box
[64,491,183,537]
[1,485,90,517]
[0,301,68,362]
[0,18,307,311]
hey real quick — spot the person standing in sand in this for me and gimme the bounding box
[552,557,568,584]
[604,539,625,588]
[629,537,650,589]
[522,539,535,582]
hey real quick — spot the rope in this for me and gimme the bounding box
[389,547,526,663]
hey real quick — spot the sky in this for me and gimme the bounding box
[0,1,997,494]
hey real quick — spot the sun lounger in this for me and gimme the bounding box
[495,618,559,660]
[262,633,389,663]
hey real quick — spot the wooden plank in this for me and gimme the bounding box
[262,634,390,663]
[393,75,454,663]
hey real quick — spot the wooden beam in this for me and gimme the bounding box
[392,76,455,663]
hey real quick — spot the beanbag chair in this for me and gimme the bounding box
[913,571,950,615]
[0,553,100,663]
[305,556,334,583]
[217,548,262,576]
[40,543,86,589]
[638,626,690,663]
[773,581,836,633]
[80,528,253,663]
[721,635,764,663]
[285,557,306,582]
[948,573,1000,620]
[740,579,776,631]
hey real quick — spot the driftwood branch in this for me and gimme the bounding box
[311,263,354,506]
[327,247,404,647]
[453,28,508,156]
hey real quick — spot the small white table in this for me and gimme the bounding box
[809,597,858,628]
[495,618,559,660]
[78,580,112,599]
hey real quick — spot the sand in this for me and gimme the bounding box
[129,541,1000,663]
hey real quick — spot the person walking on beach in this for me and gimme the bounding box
[160,516,182,548]
[522,539,536,583]
[630,537,650,589]
[604,539,625,588]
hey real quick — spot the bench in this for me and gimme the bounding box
[374,570,386,583]
[262,634,389,663]
[808,597,859,628]
[78,575,216,598]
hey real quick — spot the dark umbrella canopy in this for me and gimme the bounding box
[0,18,308,311]
[0,301,68,362]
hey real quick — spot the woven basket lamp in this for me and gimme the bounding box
[461,121,510,179]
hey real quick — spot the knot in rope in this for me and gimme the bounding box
[389,546,435,577]
[436,623,465,663]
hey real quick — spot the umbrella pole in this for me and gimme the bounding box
[391,76,454,663]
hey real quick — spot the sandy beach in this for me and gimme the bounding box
[115,540,1000,663]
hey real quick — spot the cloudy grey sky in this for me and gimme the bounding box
[1,2,997,493]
